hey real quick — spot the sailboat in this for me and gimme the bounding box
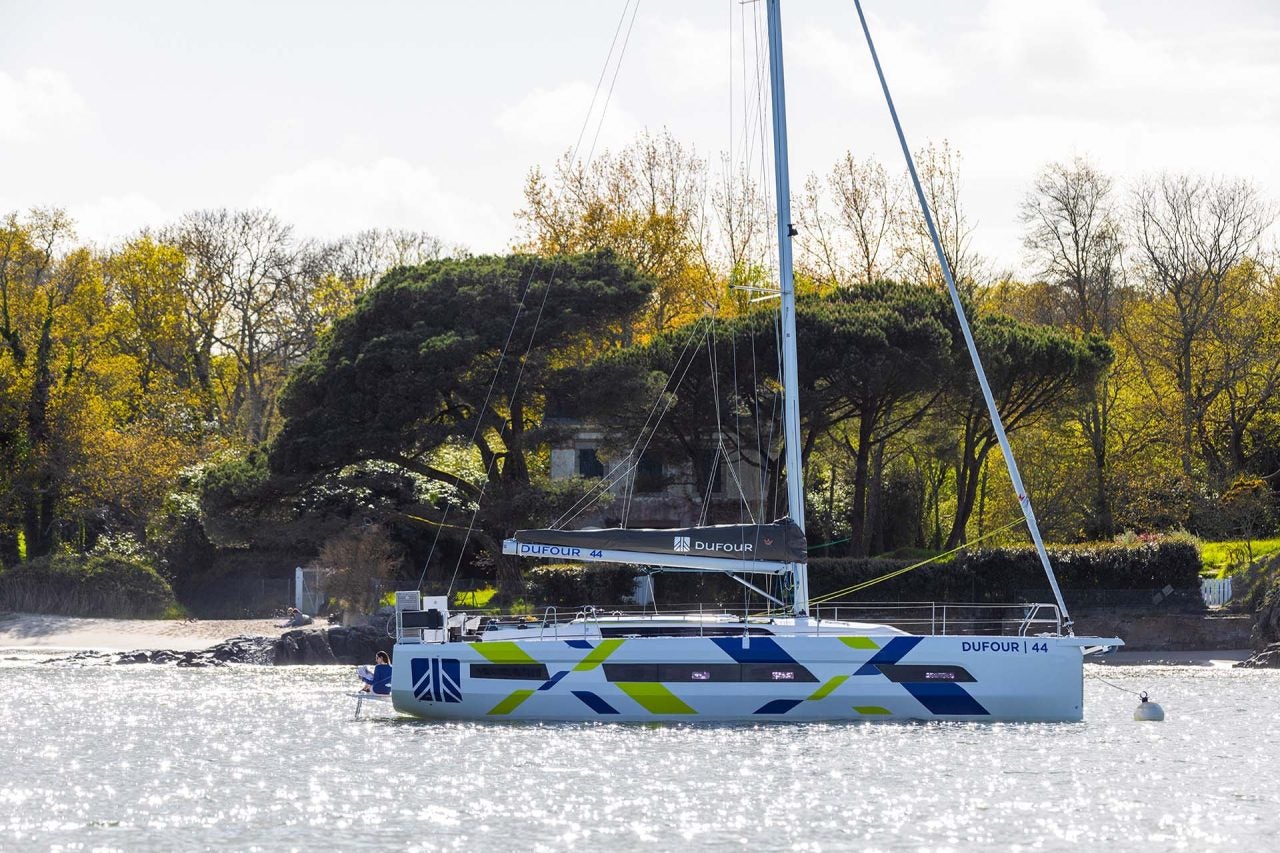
[388,0,1122,722]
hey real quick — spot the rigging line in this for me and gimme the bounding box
[431,0,642,595]
[621,319,717,526]
[622,318,721,522]
[571,0,638,162]
[701,316,723,525]
[807,517,1024,607]
[851,0,1073,629]
[554,314,711,531]
[725,312,758,524]
[585,0,642,167]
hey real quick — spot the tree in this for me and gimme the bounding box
[587,283,954,554]
[941,315,1112,548]
[897,141,986,295]
[1020,157,1126,535]
[796,152,904,288]
[166,209,321,444]
[801,283,953,555]
[312,228,453,332]
[1126,174,1275,478]
[316,523,401,614]
[269,251,653,598]
[0,209,103,558]
[517,130,717,338]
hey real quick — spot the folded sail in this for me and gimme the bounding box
[503,520,806,574]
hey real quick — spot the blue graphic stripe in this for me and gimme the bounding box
[711,637,798,663]
[564,640,594,649]
[902,682,989,716]
[853,636,923,676]
[539,670,569,691]
[572,691,619,714]
[411,658,431,699]
[755,698,804,715]
[410,657,462,702]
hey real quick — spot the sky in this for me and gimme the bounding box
[3,0,1279,277]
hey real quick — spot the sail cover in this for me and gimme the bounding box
[510,520,806,563]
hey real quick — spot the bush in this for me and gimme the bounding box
[810,537,1203,611]
[0,553,177,618]
[525,562,755,609]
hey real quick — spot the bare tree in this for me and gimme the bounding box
[1127,174,1275,477]
[830,152,904,287]
[709,156,772,312]
[316,523,401,614]
[1021,157,1124,335]
[1020,157,1125,534]
[897,141,986,295]
[167,209,316,443]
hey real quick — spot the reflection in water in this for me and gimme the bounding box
[1,654,1278,850]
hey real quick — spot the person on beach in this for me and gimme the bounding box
[357,651,393,695]
[278,607,313,628]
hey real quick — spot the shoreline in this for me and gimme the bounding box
[0,612,285,652]
[1088,649,1250,667]
[0,613,1258,667]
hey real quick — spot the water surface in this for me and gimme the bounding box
[2,652,1276,851]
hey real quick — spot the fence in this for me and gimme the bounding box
[1201,577,1233,608]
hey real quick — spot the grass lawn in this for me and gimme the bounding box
[452,586,497,608]
[1201,536,1280,577]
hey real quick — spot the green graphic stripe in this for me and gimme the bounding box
[473,642,538,664]
[616,682,697,715]
[839,636,880,650]
[574,639,625,671]
[487,689,535,715]
[854,705,892,715]
[808,675,849,701]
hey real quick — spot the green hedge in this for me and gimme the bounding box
[0,553,177,618]
[525,562,769,609]
[812,540,1202,610]
[522,538,1203,612]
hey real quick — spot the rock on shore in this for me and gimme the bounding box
[1235,572,1280,668]
[41,625,394,667]
[271,625,394,665]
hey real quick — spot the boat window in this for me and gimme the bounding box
[469,663,551,680]
[740,663,819,683]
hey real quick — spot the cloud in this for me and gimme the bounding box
[70,193,170,246]
[0,68,92,142]
[792,13,956,101]
[252,157,509,250]
[494,80,640,155]
[645,19,729,99]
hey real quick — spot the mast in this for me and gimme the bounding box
[765,0,809,616]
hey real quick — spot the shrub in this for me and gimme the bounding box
[316,524,400,613]
[0,553,177,618]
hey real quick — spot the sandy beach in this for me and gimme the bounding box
[0,612,286,652]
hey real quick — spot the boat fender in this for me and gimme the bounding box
[1133,691,1165,722]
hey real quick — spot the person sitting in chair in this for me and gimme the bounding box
[357,651,392,695]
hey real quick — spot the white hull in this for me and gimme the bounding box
[390,631,1117,723]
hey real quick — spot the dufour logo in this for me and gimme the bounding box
[673,536,691,552]
[410,657,462,703]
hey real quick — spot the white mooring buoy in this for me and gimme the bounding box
[1133,691,1165,722]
